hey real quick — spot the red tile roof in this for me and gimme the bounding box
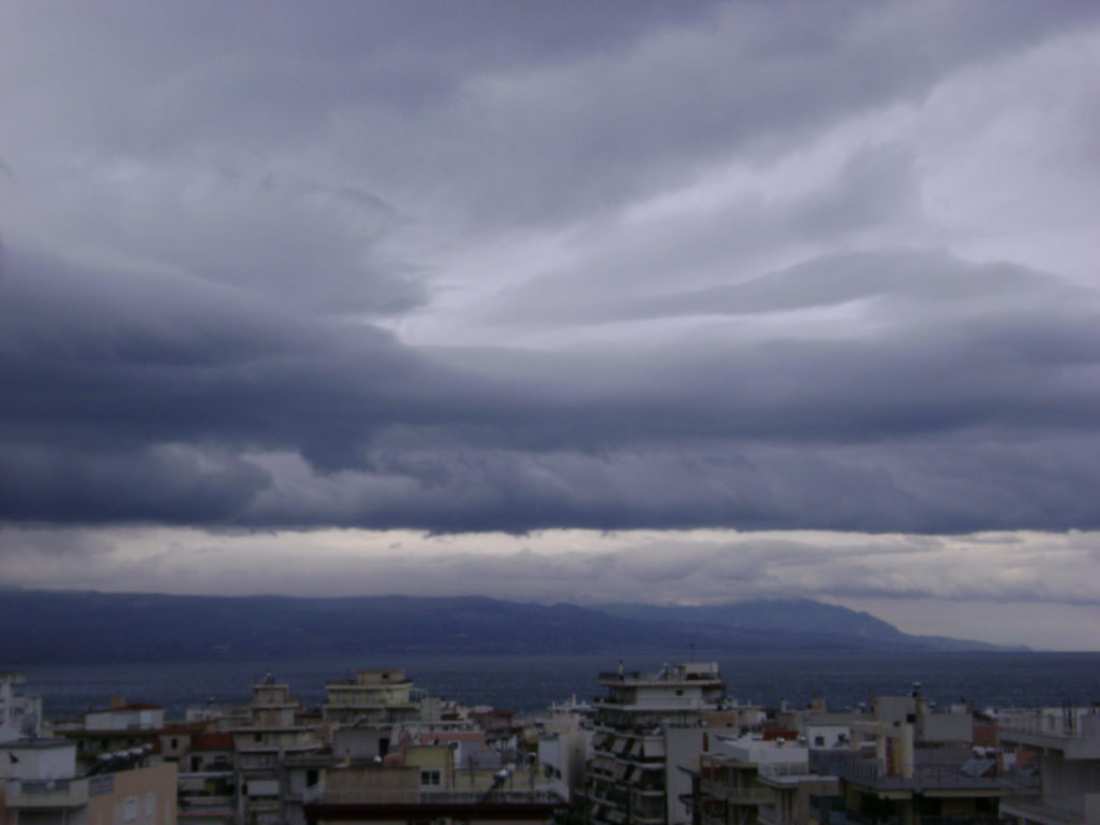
[192,733,235,751]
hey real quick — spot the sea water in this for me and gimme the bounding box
[17,651,1100,719]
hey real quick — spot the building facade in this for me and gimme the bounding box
[586,663,725,825]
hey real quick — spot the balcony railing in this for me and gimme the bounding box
[699,779,773,806]
[808,751,1038,793]
[5,778,90,808]
[318,789,563,806]
[1000,794,1091,825]
[1000,711,1100,738]
[756,761,812,779]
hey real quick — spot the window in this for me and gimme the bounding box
[814,736,825,747]
[144,792,155,817]
[306,769,319,787]
[420,770,441,786]
[254,733,263,743]
[122,796,139,823]
[169,738,178,750]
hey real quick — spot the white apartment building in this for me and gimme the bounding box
[999,705,1100,825]
[0,674,42,744]
[586,662,725,825]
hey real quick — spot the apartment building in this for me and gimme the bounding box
[999,705,1100,825]
[176,733,236,825]
[0,674,42,744]
[697,736,837,825]
[322,671,419,728]
[537,706,593,804]
[586,662,725,825]
[233,676,322,825]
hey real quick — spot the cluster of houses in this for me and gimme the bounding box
[1,663,1098,825]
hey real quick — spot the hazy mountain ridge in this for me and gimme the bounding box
[598,600,1018,652]
[0,590,1020,664]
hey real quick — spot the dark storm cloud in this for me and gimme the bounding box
[2,1,1100,540]
[3,241,1100,533]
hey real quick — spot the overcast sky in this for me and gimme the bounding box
[2,1,1099,650]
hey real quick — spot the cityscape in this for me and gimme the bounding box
[3,3,1100,825]
[2,663,1097,825]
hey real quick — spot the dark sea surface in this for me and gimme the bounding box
[17,651,1100,719]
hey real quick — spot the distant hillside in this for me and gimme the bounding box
[599,600,1017,652]
[0,590,1017,664]
[600,599,904,640]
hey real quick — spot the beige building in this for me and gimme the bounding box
[1,739,176,825]
[302,749,563,825]
[322,671,419,728]
[233,677,322,825]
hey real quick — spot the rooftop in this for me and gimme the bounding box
[2,738,73,750]
[809,749,1038,794]
[191,733,235,751]
[598,662,722,687]
[89,702,164,713]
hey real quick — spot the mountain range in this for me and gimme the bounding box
[0,590,1020,664]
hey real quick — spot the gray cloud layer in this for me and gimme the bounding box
[3,241,1100,533]
[2,1,1100,537]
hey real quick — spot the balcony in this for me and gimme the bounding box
[812,799,1005,825]
[317,789,564,808]
[1000,794,1094,825]
[999,712,1100,759]
[699,779,773,806]
[5,778,90,808]
[809,751,1039,793]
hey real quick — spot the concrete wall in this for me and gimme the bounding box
[920,713,972,744]
[872,697,915,726]
[86,763,177,825]
[805,724,850,749]
[1041,750,1100,806]
[537,736,569,801]
[402,746,452,789]
[252,686,292,707]
[332,729,387,760]
[85,711,165,733]
[0,677,42,744]
[665,727,707,825]
[0,743,76,781]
